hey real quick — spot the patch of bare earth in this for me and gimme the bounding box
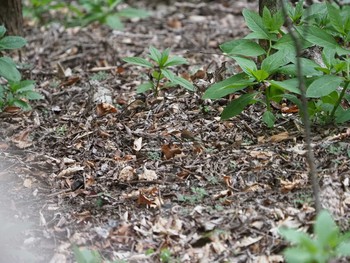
[1,0,350,262]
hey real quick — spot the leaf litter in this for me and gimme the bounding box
[0,0,350,262]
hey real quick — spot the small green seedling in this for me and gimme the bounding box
[279,210,350,263]
[68,0,149,30]
[123,46,194,96]
[0,25,43,111]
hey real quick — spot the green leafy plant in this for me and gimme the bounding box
[203,1,350,127]
[23,0,66,24]
[0,25,43,111]
[279,210,350,263]
[68,0,149,30]
[123,46,194,95]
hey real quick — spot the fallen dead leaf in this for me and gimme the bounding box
[133,137,143,151]
[118,166,135,181]
[138,166,157,181]
[96,102,117,116]
[270,131,289,142]
[57,165,84,178]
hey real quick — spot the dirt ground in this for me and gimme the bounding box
[1,0,350,262]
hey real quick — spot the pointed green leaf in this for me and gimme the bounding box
[0,25,6,38]
[159,48,170,67]
[0,36,27,50]
[261,50,292,74]
[314,210,339,248]
[136,81,153,93]
[270,79,301,95]
[327,3,344,35]
[163,56,187,67]
[105,14,123,30]
[123,57,153,68]
[220,39,266,57]
[306,75,343,98]
[0,57,21,82]
[296,25,340,50]
[221,92,258,120]
[250,69,269,81]
[161,68,176,82]
[335,108,350,124]
[203,73,255,99]
[337,241,350,256]
[262,111,275,128]
[149,46,162,63]
[232,56,257,75]
[172,76,194,91]
[242,9,271,40]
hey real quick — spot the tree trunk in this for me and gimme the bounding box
[259,0,281,15]
[0,0,23,35]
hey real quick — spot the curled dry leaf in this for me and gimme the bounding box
[133,137,143,151]
[58,165,84,178]
[96,103,117,117]
[118,166,135,181]
[138,166,158,181]
[161,143,182,159]
[10,129,33,149]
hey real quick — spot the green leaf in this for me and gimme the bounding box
[172,75,194,91]
[262,111,275,127]
[0,57,21,82]
[269,78,301,94]
[261,50,291,74]
[232,56,257,75]
[72,245,102,263]
[163,56,187,67]
[23,91,43,100]
[123,57,153,68]
[203,73,255,99]
[279,58,322,77]
[13,99,31,111]
[220,39,266,57]
[149,46,162,64]
[327,3,344,35]
[136,81,153,93]
[117,7,150,18]
[0,36,27,50]
[283,247,314,263]
[9,80,35,92]
[306,75,343,98]
[105,14,123,30]
[161,68,176,82]
[242,9,271,40]
[221,92,258,120]
[159,48,170,67]
[0,25,6,38]
[314,210,339,248]
[250,69,269,81]
[335,108,350,123]
[337,241,350,256]
[273,33,312,51]
[296,25,340,50]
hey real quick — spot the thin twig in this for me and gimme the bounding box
[280,0,321,213]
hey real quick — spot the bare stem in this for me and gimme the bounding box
[280,0,321,213]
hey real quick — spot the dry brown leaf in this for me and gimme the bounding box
[96,102,117,116]
[249,150,273,159]
[161,144,182,159]
[58,165,84,178]
[118,166,135,181]
[137,192,154,206]
[270,131,289,142]
[138,166,157,181]
[11,129,33,149]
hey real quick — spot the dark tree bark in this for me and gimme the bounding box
[259,0,281,15]
[0,0,23,35]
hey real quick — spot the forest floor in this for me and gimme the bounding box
[1,0,350,262]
